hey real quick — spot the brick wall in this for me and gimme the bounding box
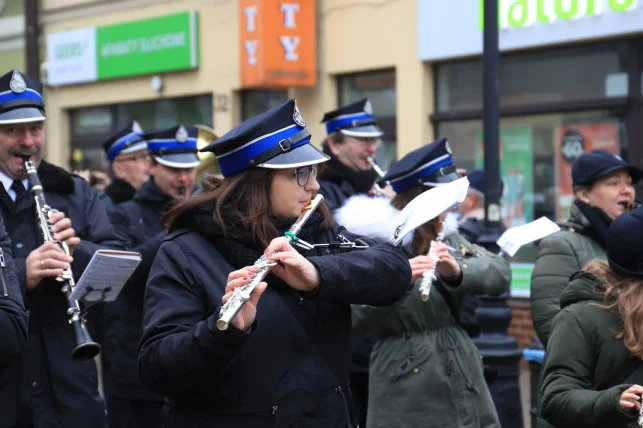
[507,297,539,370]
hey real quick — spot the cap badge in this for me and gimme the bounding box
[176,126,189,143]
[293,103,306,127]
[364,100,373,115]
[9,70,26,94]
[132,121,143,134]
[445,140,453,155]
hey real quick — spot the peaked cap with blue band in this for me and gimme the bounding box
[143,125,200,169]
[201,99,328,177]
[321,98,383,137]
[381,138,460,193]
[0,69,46,124]
[101,121,147,163]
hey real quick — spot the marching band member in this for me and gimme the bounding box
[345,139,510,428]
[98,121,150,210]
[0,69,122,428]
[138,100,412,427]
[541,206,643,427]
[317,98,393,425]
[101,125,201,427]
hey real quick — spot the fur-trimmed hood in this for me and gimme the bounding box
[334,194,459,245]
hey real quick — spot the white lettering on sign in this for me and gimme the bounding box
[279,36,300,61]
[100,31,187,58]
[280,3,300,28]
[245,40,258,65]
[245,6,258,32]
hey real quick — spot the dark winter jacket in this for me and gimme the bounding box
[531,202,607,347]
[0,161,123,428]
[99,177,136,210]
[138,201,412,427]
[541,272,643,427]
[0,215,28,374]
[100,178,170,401]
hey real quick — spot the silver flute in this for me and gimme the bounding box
[366,156,387,197]
[418,231,444,301]
[23,157,101,360]
[216,194,324,331]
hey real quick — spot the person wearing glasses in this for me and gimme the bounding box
[138,100,412,427]
[98,121,150,210]
[317,99,395,426]
[100,125,203,427]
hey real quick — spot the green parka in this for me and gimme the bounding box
[352,232,511,428]
[530,203,606,347]
[541,272,643,427]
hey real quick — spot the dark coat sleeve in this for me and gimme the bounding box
[138,237,253,397]
[541,307,636,427]
[0,218,28,368]
[307,242,412,306]
[71,178,126,280]
[531,233,581,347]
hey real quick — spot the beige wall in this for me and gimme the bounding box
[41,0,433,168]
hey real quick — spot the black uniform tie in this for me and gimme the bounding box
[11,180,26,206]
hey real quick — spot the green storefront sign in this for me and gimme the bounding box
[47,11,199,85]
[511,263,534,296]
[97,12,199,80]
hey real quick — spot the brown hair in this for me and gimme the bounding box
[390,185,441,256]
[161,168,333,248]
[585,259,643,359]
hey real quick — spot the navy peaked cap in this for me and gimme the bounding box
[0,69,46,124]
[381,138,459,193]
[102,121,147,163]
[201,99,328,177]
[321,98,383,137]
[143,125,200,168]
[572,149,643,186]
[608,206,643,277]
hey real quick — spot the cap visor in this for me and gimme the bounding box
[258,144,330,169]
[120,142,148,155]
[0,107,46,125]
[340,125,384,138]
[421,171,462,187]
[592,164,643,185]
[154,153,200,169]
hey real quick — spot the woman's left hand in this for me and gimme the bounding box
[433,242,461,280]
[265,237,320,293]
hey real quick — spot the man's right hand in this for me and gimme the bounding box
[25,242,73,290]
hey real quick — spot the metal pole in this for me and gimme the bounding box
[473,1,524,427]
[24,0,40,80]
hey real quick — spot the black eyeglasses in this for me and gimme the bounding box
[292,164,319,187]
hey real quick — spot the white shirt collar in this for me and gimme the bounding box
[0,171,28,201]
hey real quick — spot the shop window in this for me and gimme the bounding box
[436,42,628,112]
[338,69,397,170]
[437,110,626,255]
[0,0,24,18]
[69,95,213,171]
[240,90,288,121]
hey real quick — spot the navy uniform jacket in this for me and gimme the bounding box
[138,211,412,427]
[100,178,169,401]
[0,161,123,428]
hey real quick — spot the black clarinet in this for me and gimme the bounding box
[23,157,101,360]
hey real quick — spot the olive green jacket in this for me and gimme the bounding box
[530,203,606,347]
[352,233,511,428]
[541,272,643,427]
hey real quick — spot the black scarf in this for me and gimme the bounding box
[319,145,378,194]
[173,201,323,290]
[104,178,136,204]
[574,200,613,249]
